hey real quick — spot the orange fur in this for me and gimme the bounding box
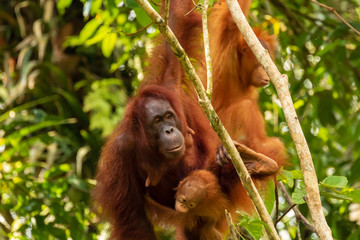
[146,170,234,240]
[206,1,287,212]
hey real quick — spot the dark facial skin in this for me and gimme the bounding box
[144,98,185,160]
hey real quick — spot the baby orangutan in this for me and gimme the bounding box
[145,170,234,240]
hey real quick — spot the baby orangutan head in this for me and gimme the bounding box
[174,172,208,213]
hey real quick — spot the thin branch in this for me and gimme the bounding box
[275,203,296,225]
[134,1,280,239]
[184,5,198,16]
[200,0,213,98]
[164,0,170,26]
[149,0,160,6]
[278,182,317,232]
[224,0,332,239]
[311,0,360,36]
[121,22,153,36]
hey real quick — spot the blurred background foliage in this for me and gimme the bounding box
[0,0,359,239]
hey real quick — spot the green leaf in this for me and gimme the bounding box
[317,91,336,126]
[79,18,102,43]
[320,190,353,202]
[238,215,266,240]
[5,119,77,146]
[291,170,303,180]
[257,180,275,214]
[349,189,360,203]
[43,164,72,179]
[101,33,117,57]
[277,169,294,188]
[68,176,89,193]
[350,159,360,183]
[0,95,58,123]
[292,182,307,205]
[90,0,103,15]
[57,0,73,15]
[106,0,119,16]
[85,25,110,46]
[133,7,152,27]
[245,222,263,240]
[322,176,348,189]
[55,88,89,124]
[317,40,344,56]
[125,0,139,8]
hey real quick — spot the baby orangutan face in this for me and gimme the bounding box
[175,176,207,213]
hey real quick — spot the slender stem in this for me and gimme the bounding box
[164,0,170,26]
[278,182,317,232]
[276,203,296,224]
[224,0,332,239]
[134,1,280,239]
[121,22,153,36]
[149,0,160,6]
[200,0,213,98]
[311,0,360,35]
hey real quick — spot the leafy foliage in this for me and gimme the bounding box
[0,0,359,239]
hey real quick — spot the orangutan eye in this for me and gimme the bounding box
[179,197,186,204]
[165,112,173,120]
[153,117,161,124]
[188,203,195,208]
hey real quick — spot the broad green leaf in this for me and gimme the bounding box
[317,91,336,126]
[320,190,353,202]
[322,176,348,189]
[90,0,103,15]
[245,222,263,240]
[79,18,102,43]
[85,25,110,46]
[125,0,139,8]
[291,170,303,180]
[133,7,152,27]
[277,169,294,188]
[101,33,117,57]
[349,189,360,203]
[350,159,360,183]
[238,215,266,240]
[292,182,307,205]
[257,180,275,214]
